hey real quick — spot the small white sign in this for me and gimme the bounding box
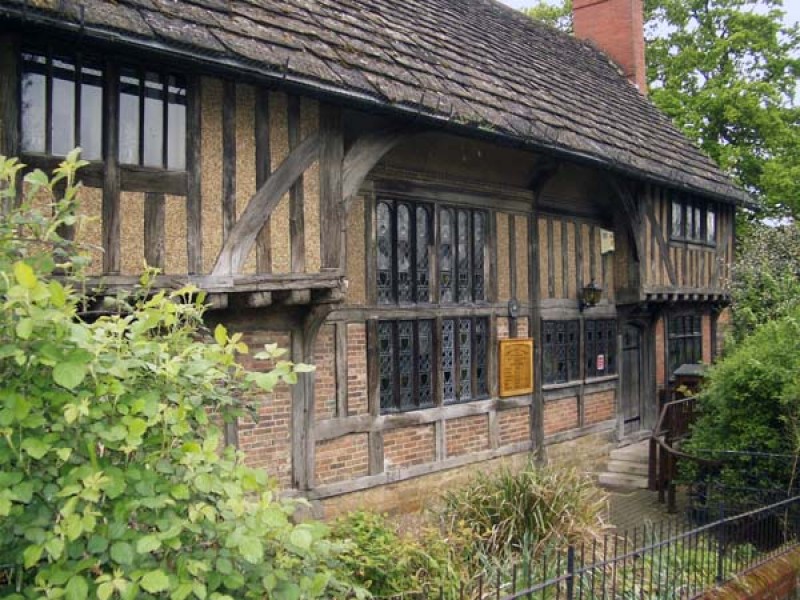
[596,354,605,371]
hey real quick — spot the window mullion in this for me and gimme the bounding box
[74,54,82,151]
[45,49,53,154]
[162,72,169,169]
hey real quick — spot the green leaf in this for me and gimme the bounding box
[289,527,313,552]
[65,575,88,600]
[16,319,33,340]
[44,536,64,560]
[273,582,301,600]
[97,582,115,600]
[21,438,50,460]
[23,544,43,568]
[237,537,263,564]
[49,280,66,307]
[88,535,109,554]
[14,262,37,289]
[110,541,134,565]
[53,362,88,390]
[56,447,72,461]
[293,363,316,373]
[214,324,227,346]
[171,583,193,600]
[140,570,170,594]
[136,535,161,554]
[0,496,11,517]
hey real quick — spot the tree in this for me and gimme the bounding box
[0,152,359,599]
[521,0,800,217]
[522,0,572,33]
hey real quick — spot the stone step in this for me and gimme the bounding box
[609,443,650,463]
[607,460,649,476]
[598,472,650,489]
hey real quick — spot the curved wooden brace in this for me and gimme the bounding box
[212,132,320,276]
[342,128,411,208]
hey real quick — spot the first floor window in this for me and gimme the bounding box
[378,316,488,414]
[671,195,716,246]
[542,320,579,385]
[668,314,703,375]
[585,319,617,378]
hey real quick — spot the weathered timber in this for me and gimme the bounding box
[102,61,121,274]
[186,75,203,274]
[120,167,187,195]
[342,128,412,204]
[254,87,272,273]
[319,104,344,270]
[222,80,237,242]
[546,217,555,297]
[644,192,677,285]
[290,329,307,489]
[335,322,348,417]
[211,132,320,276]
[509,215,518,337]
[0,34,20,167]
[288,95,305,273]
[245,291,272,307]
[144,192,165,268]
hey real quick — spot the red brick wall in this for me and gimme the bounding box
[498,407,530,446]
[497,317,509,340]
[315,434,369,485]
[313,324,336,421]
[517,317,529,338]
[702,312,712,364]
[237,331,293,489]
[384,425,435,471]
[655,316,665,388]
[584,390,615,425]
[543,396,578,436]
[446,415,489,457]
[715,307,732,358]
[347,323,368,416]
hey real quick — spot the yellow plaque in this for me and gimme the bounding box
[499,339,534,397]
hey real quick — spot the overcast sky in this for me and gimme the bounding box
[496,0,800,27]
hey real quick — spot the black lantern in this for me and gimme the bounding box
[580,280,602,311]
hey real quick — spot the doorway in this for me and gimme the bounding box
[621,323,644,436]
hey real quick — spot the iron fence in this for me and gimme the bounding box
[382,495,800,600]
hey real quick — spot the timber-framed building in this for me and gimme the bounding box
[0,0,746,514]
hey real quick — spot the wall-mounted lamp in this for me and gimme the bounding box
[580,280,602,311]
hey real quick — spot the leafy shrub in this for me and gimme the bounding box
[330,511,459,597]
[437,461,606,559]
[683,307,800,491]
[0,152,356,599]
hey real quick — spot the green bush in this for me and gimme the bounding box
[0,152,358,599]
[437,462,606,559]
[683,306,800,490]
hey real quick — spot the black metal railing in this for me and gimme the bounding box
[379,495,800,600]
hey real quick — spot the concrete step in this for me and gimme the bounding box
[598,472,649,489]
[607,460,649,476]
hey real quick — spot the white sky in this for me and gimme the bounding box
[496,0,800,28]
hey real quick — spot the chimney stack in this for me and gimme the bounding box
[573,0,647,94]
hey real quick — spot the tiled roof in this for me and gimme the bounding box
[0,0,749,203]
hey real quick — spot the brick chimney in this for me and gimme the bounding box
[573,0,647,94]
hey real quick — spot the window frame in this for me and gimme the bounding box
[584,319,618,379]
[667,314,704,376]
[541,318,619,387]
[669,194,716,247]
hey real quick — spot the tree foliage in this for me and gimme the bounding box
[521,0,800,217]
[0,152,357,599]
[728,222,800,342]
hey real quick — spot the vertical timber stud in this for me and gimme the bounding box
[366,319,384,475]
[102,62,121,274]
[291,328,308,490]
[186,74,203,274]
[335,322,348,417]
[143,192,165,269]
[221,81,237,246]
[254,87,272,273]
[509,215,518,338]
[319,104,344,270]
[0,33,20,212]
[287,95,305,273]
[530,210,544,461]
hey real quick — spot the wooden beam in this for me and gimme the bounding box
[144,192,165,269]
[222,80,237,242]
[186,75,203,274]
[643,192,677,285]
[0,34,20,161]
[342,128,411,204]
[319,104,344,270]
[102,61,121,274]
[288,95,305,273]
[254,87,272,273]
[335,322,348,418]
[211,131,320,276]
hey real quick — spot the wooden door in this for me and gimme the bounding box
[621,323,643,435]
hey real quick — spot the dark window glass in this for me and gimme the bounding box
[21,51,103,160]
[379,320,435,414]
[457,318,472,401]
[670,195,716,246]
[585,319,617,378]
[668,314,703,376]
[118,69,186,169]
[415,206,430,303]
[473,211,486,302]
[542,320,579,385]
[377,202,394,304]
[474,317,488,397]
[441,318,456,403]
[21,52,47,153]
[456,209,471,303]
[439,208,454,304]
[397,204,413,303]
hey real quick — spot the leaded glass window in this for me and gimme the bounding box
[377,202,394,304]
[473,212,486,302]
[670,195,716,246]
[585,319,617,378]
[457,318,472,401]
[668,315,703,376]
[439,208,454,304]
[443,316,489,405]
[542,320,579,385]
[457,210,471,302]
[416,206,431,302]
[378,320,436,414]
[397,204,413,303]
[441,318,456,403]
[474,317,488,397]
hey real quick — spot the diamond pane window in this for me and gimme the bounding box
[378,320,435,413]
[378,322,395,412]
[473,212,486,301]
[585,319,617,378]
[542,320,580,385]
[474,317,488,397]
[457,210,471,303]
[441,318,456,403]
[439,208,454,304]
[457,318,472,401]
[397,204,413,303]
[377,202,394,304]
[416,206,431,303]
[417,320,434,407]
